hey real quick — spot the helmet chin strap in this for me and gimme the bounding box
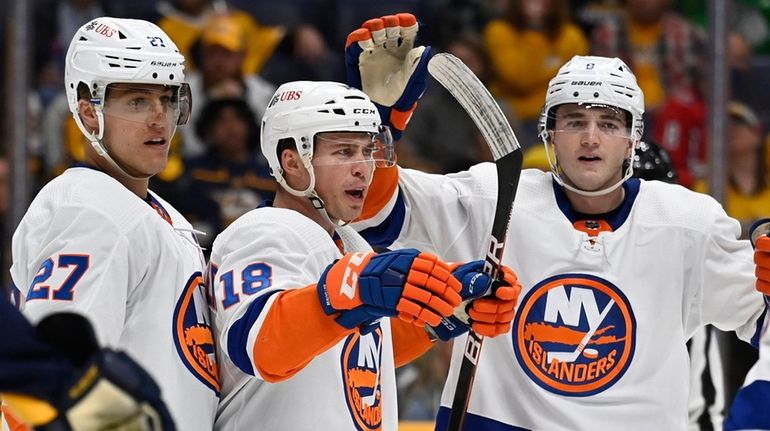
[552,170,631,197]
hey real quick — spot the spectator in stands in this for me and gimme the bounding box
[182,14,276,157]
[591,0,706,119]
[692,102,770,237]
[181,98,276,248]
[156,0,283,75]
[592,0,708,188]
[483,0,588,146]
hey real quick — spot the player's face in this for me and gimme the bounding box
[312,132,376,223]
[101,83,178,177]
[550,104,633,193]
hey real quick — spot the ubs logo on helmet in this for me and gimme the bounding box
[85,21,116,38]
[173,272,220,394]
[341,326,383,431]
[268,90,303,108]
[513,273,635,396]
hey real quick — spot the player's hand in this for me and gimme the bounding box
[317,249,462,329]
[428,262,521,341]
[755,235,770,296]
[345,13,431,140]
[5,313,176,431]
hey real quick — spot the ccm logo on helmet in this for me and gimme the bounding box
[353,108,376,115]
[570,81,603,86]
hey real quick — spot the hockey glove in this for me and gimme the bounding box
[751,219,770,296]
[428,262,521,341]
[317,249,462,329]
[14,313,176,431]
[345,13,431,141]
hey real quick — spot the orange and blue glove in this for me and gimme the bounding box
[317,249,462,331]
[428,262,522,341]
[751,219,770,297]
[345,13,431,141]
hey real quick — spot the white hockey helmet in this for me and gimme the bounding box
[65,17,191,177]
[261,80,391,197]
[538,55,645,196]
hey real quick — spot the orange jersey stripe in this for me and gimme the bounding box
[253,286,354,382]
[390,318,433,368]
[357,164,399,222]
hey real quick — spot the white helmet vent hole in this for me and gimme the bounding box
[152,72,158,78]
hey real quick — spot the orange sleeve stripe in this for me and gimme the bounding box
[345,28,371,48]
[390,318,434,368]
[253,286,354,382]
[357,164,399,222]
[390,102,418,131]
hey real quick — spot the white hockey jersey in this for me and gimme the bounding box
[354,166,767,431]
[10,167,218,430]
[209,206,399,431]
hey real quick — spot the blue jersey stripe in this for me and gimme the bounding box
[358,190,406,248]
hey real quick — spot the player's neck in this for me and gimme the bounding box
[84,154,150,198]
[273,190,336,236]
[565,186,625,215]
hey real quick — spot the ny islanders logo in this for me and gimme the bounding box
[513,274,635,396]
[173,272,220,393]
[341,326,383,431]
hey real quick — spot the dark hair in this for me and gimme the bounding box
[504,0,570,40]
[195,98,260,151]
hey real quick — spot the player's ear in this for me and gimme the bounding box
[78,99,99,133]
[281,147,310,190]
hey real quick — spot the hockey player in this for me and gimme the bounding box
[9,17,218,430]
[345,14,769,430]
[0,295,174,430]
[207,80,521,430]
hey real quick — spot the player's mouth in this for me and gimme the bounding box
[578,155,601,163]
[345,187,366,202]
[144,137,167,146]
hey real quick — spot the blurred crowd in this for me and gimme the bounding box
[3,0,770,425]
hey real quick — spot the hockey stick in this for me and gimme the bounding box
[427,53,523,431]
